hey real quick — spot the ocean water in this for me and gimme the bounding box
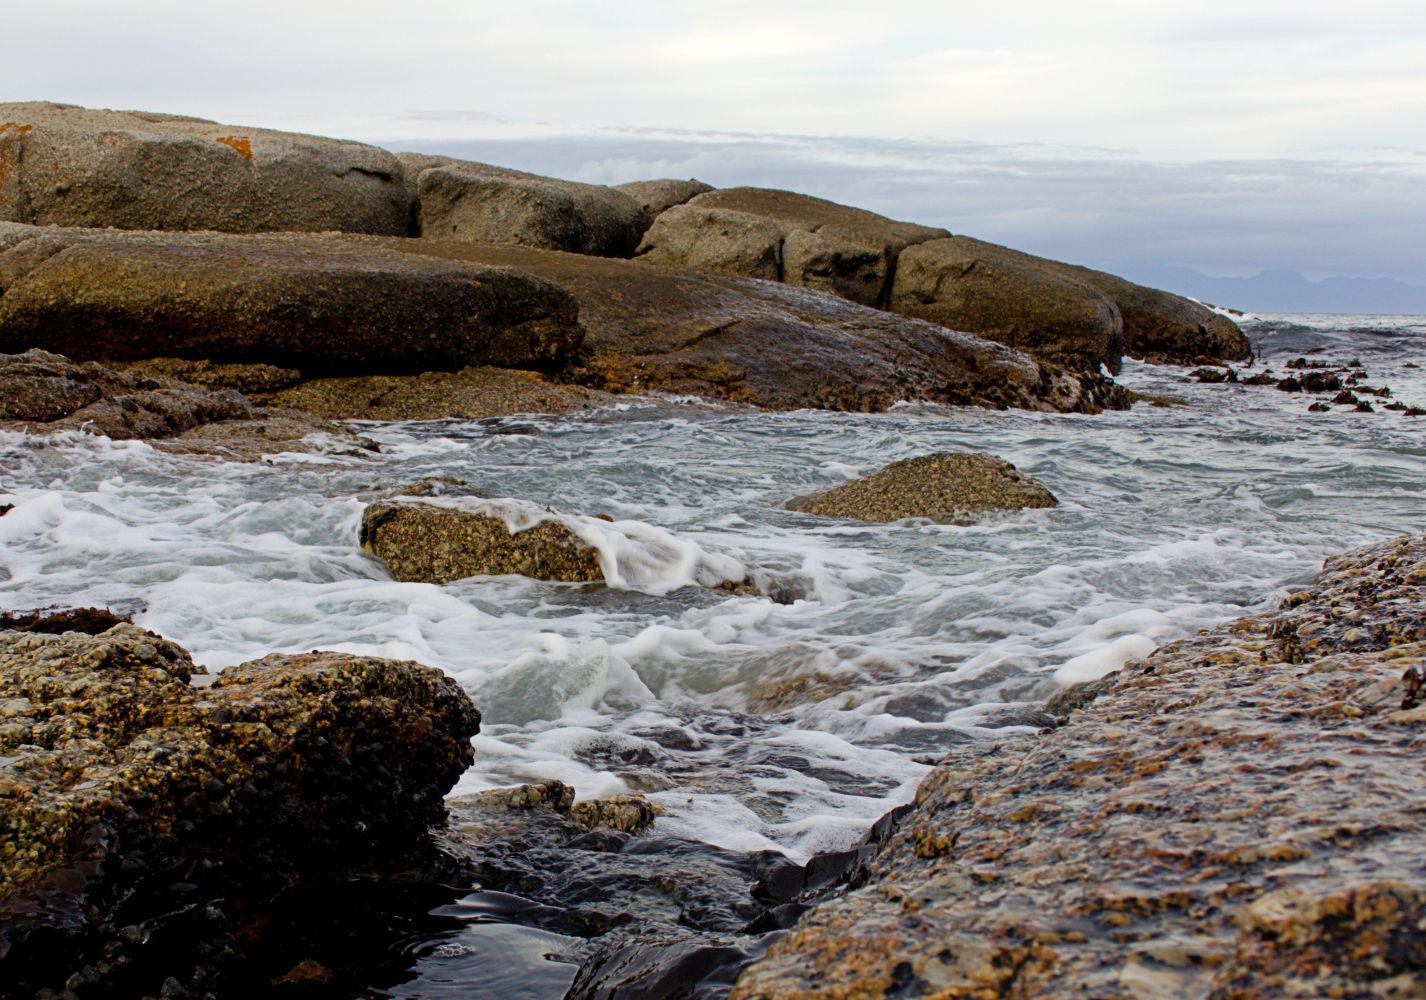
[1,313,1422,871]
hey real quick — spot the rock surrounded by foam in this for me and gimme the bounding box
[788,452,1057,525]
[359,493,749,594]
[0,624,481,997]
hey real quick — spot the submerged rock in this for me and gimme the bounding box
[0,624,481,997]
[400,152,647,257]
[788,452,1057,525]
[733,532,1426,999]
[0,101,410,235]
[0,605,134,634]
[0,223,582,373]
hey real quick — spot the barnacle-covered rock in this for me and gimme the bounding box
[734,533,1426,999]
[0,624,480,997]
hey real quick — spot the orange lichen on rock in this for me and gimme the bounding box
[213,134,254,160]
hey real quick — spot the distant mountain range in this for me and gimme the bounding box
[1121,265,1426,315]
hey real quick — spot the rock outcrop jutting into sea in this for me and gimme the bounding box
[0,100,1248,393]
[732,533,1426,999]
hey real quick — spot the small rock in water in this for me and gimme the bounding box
[789,452,1055,525]
[1307,401,1331,412]
[1356,401,1376,412]
[1275,376,1302,392]
[1300,370,1342,392]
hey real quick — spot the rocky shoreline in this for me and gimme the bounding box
[732,533,1426,999]
[1,100,1419,1000]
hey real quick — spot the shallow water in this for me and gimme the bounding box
[1,314,1422,873]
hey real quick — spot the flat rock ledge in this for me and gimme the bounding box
[789,452,1057,525]
[0,624,481,998]
[732,532,1426,999]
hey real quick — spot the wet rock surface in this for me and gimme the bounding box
[0,102,410,235]
[0,223,582,373]
[361,496,607,585]
[252,365,615,420]
[0,350,375,459]
[429,781,892,1000]
[0,624,481,998]
[732,533,1426,999]
[1186,354,1425,417]
[380,239,1130,415]
[788,452,1057,525]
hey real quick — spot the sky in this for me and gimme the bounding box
[5,1,1426,305]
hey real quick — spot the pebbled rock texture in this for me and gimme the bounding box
[788,452,1057,525]
[0,624,481,997]
[733,533,1426,999]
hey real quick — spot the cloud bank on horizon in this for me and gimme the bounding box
[6,0,1425,309]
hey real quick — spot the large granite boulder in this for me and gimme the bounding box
[614,177,715,218]
[399,152,647,257]
[0,102,409,234]
[0,223,582,373]
[733,532,1426,999]
[1064,266,1251,364]
[788,452,1057,524]
[634,203,785,282]
[890,236,1127,373]
[378,239,1129,415]
[0,624,481,997]
[636,187,947,306]
[890,236,1250,371]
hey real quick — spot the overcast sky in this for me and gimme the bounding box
[6,1,1425,293]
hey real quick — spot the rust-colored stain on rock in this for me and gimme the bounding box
[214,135,254,161]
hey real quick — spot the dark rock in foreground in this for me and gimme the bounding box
[0,624,481,998]
[0,223,582,374]
[789,452,1057,525]
[0,102,410,235]
[732,533,1426,998]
